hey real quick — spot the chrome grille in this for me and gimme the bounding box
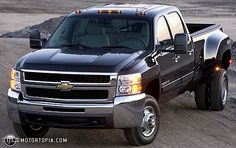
[21,69,117,102]
[24,72,110,83]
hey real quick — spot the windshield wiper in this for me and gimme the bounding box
[60,44,91,49]
[101,46,133,50]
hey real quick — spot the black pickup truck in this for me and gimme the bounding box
[8,4,232,146]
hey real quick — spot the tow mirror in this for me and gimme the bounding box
[30,29,42,49]
[174,33,188,54]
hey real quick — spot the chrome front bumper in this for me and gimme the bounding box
[7,89,146,128]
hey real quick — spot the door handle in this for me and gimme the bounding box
[187,49,194,55]
[173,55,180,63]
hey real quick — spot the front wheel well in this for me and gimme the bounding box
[144,78,160,101]
[221,49,231,70]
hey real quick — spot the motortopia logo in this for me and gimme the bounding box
[2,134,67,147]
[2,135,17,147]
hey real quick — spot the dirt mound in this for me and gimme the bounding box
[0,16,64,39]
[229,40,236,72]
[232,41,236,59]
[232,41,236,49]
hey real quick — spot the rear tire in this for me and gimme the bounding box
[209,69,228,111]
[124,95,160,146]
[194,83,210,110]
[13,123,49,138]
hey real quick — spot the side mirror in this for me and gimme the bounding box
[30,29,41,49]
[174,33,189,54]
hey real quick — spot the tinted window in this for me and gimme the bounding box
[167,12,185,38]
[156,16,171,42]
[46,16,150,51]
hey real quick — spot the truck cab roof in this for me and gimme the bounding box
[68,3,176,18]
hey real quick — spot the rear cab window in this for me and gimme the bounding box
[167,12,185,38]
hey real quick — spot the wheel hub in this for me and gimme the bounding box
[141,106,157,137]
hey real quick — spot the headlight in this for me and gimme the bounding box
[10,68,21,91]
[116,73,142,96]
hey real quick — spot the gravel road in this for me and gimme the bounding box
[0,0,236,147]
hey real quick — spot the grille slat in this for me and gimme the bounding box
[24,72,110,83]
[26,87,108,99]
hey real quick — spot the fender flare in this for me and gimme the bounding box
[204,30,230,62]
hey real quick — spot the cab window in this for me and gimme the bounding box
[156,16,172,43]
[167,12,185,38]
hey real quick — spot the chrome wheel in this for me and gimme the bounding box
[209,69,228,111]
[222,77,228,106]
[141,106,157,137]
[124,95,160,146]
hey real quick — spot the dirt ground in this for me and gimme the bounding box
[0,0,236,147]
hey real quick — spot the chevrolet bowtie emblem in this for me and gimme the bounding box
[57,81,73,91]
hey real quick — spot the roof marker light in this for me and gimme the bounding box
[75,9,81,14]
[97,10,122,14]
[137,11,146,16]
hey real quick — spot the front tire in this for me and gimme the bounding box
[209,69,228,111]
[124,95,160,146]
[13,123,49,138]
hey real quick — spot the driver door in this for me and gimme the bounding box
[167,12,195,89]
[155,16,183,102]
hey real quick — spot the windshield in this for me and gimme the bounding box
[46,16,151,51]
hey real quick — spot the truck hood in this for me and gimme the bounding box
[20,48,143,73]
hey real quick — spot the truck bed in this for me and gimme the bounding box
[186,23,222,38]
